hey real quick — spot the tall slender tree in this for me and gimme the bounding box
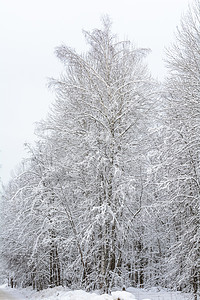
[164,1,200,298]
[48,16,157,291]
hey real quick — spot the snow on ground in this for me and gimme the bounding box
[0,285,192,300]
[0,284,26,299]
[126,287,192,300]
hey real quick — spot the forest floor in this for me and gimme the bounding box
[0,287,23,300]
[0,285,194,300]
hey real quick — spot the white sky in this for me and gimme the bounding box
[0,0,190,185]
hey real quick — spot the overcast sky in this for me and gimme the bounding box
[0,0,190,184]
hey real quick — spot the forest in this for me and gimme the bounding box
[0,1,199,300]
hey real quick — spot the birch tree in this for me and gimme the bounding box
[48,16,157,292]
[164,1,200,297]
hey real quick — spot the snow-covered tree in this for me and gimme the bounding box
[163,1,200,298]
[1,142,68,290]
[1,17,161,293]
[47,16,157,292]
